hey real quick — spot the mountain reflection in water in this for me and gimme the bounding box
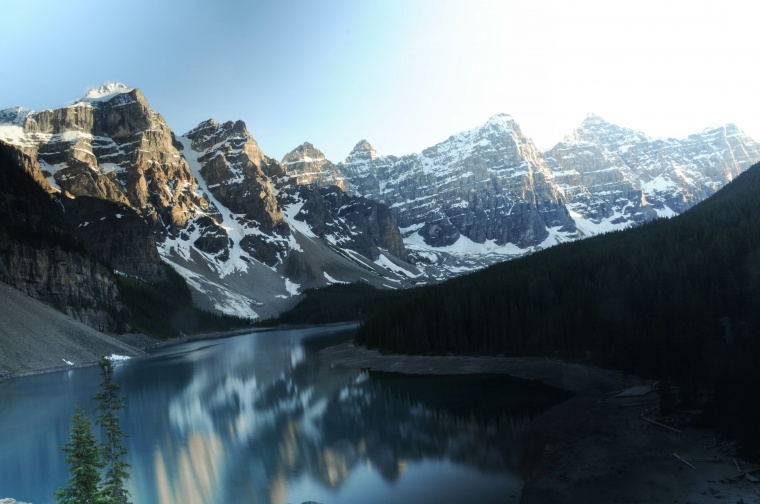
[0,325,570,504]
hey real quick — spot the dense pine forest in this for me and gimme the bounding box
[357,162,760,457]
[255,282,396,327]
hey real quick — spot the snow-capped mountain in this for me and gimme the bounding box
[283,113,760,278]
[0,84,208,233]
[318,115,578,279]
[0,84,420,321]
[545,114,760,235]
[339,114,575,249]
[2,83,759,322]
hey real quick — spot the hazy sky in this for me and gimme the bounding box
[2,0,758,161]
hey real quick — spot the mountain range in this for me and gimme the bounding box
[1,83,759,328]
[284,112,760,278]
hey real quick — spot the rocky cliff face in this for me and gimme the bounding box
[60,196,167,282]
[185,119,284,228]
[338,115,576,249]
[281,142,348,192]
[0,84,211,235]
[180,119,290,266]
[0,143,121,329]
[545,115,760,233]
[278,183,405,260]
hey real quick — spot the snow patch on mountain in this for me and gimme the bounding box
[374,253,420,278]
[284,279,300,296]
[568,211,624,236]
[0,124,27,146]
[164,260,261,320]
[82,83,134,102]
[406,232,521,256]
[324,271,348,284]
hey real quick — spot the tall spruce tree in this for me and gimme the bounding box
[55,405,104,504]
[94,357,131,504]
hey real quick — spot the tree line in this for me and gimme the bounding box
[255,282,397,327]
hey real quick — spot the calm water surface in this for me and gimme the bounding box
[0,324,566,503]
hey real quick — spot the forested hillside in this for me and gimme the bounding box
[357,162,760,456]
[256,282,396,327]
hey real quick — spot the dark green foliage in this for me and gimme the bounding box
[56,359,135,503]
[55,405,104,504]
[116,264,252,339]
[257,282,399,326]
[358,162,760,456]
[94,357,131,504]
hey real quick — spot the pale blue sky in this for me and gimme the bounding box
[2,0,758,161]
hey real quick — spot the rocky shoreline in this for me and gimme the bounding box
[0,282,147,381]
[320,341,760,504]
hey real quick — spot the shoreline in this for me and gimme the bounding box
[0,324,273,382]
[0,322,357,383]
[319,340,627,394]
[320,341,760,504]
[0,345,148,384]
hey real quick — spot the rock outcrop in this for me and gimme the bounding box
[0,84,211,235]
[60,196,167,282]
[185,119,284,228]
[282,142,348,192]
[279,183,405,260]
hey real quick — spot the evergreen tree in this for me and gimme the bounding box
[55,405,104,504]
[94,357,131,504]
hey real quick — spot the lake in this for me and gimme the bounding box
[0,324,568,503]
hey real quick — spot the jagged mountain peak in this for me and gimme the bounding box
[484,112,518,129]
[422,113,528,161]
[187,118,249,135]
[81,82,135,102]
[559,114,647,148]
[576,113,627,135]
[351,138,376,152]
[281,142,349,192]
[282,142,327,165]
[438,114,524,149]
[184,118,255,153]
[347,139,379,161]
[582,112,607,124]
[192,118,219,130]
